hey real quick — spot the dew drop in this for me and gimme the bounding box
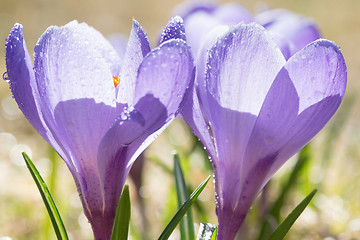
[2,72,9,82]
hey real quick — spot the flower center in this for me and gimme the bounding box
[113,76,120,87]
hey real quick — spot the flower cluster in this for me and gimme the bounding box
[5,2,347,240]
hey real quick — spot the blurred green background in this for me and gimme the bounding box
[0,0,359,239]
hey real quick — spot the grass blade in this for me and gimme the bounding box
[174,154,195,240]
[267,189,317,240]
[158,175,211,240]
[111,185,131,240]
[22,152,68,240]
[210,227,217,240]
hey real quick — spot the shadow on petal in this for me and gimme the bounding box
[97,94,168,219]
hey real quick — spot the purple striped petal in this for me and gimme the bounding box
[215,69,300,239]
[5,24,74,171]
[181,2,254,56]
[117,19,150,104]
[107,33,128,59]
[262,39,346,180]
[97,38,194,220]
[159,16,186,44]
[5,24,44,134]
[133,39,194,117]
[34,21,119,106]
[33,20,120,228]
[184,11,224,56]
[212,2,253,24]
[256,9,321,59]
[181,83,217,161]
[203,23,285,177]
[195,25,230,113]
[173,1,216,20]
[127,39,195,163]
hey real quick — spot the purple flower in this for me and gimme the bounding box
[176,2,320,60]
[181,23,346,240]
[256,8,321,59]
[5,17,194,239]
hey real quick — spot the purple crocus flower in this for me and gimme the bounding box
[5,17,194,239]
[181,22,346,240]
[175,2,320,60]
[256,8,321,60]
[175,2,253,56]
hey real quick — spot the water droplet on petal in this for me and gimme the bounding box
[2,72,9,82]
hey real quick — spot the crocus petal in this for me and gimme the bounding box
[215,69,300,240]
[263,39,346,181]
[5,24,73,170]
[181,83,218,161]
[121,38,195,191]
[181,25,229,160]
[195,24,230,112]
[130,39,195,161]
[96,103,148,215]
[256,9,321,59]
[107,33,128,59]
[34,20,119,106]
[212,2,253,24]
[33,20,119,157]
[117,19,150,104]
[33,20,121,218]
[173,1,216,20]
[5,24,44,135]
[184,11,224,56]
[97,38,194,218]
[203,23,285,175]
[205,23,286,113]
[159,16,186,44]
[133,39,194,117]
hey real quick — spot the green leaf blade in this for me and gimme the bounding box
[174,154,195,240]
[111,185,131,240]
[158,175,211,240]
[210,228,217,240]
[267,189,317,240]
[22,152,68,240]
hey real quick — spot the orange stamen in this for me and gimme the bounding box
[113,76,120,87]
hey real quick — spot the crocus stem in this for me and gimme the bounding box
[90,212,115,240]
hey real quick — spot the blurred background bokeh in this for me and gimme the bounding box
[0,0,359,239]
